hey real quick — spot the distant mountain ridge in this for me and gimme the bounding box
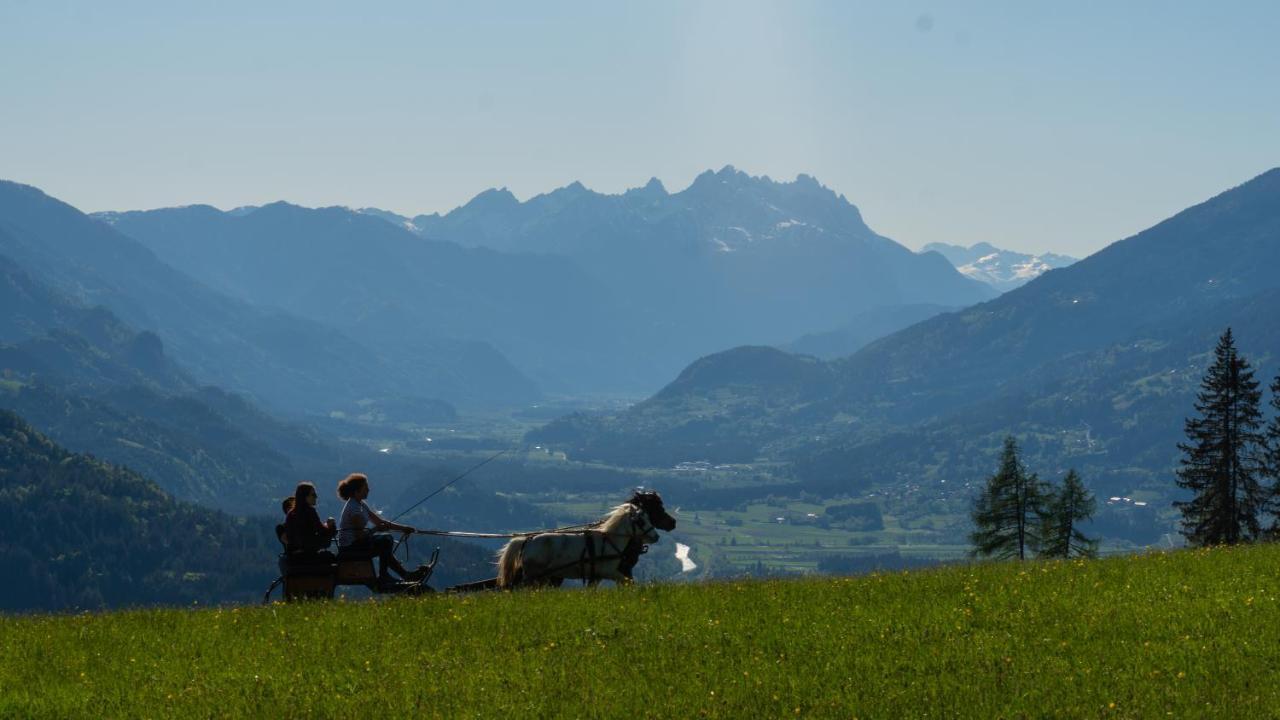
[922,241,1077,292]
[362,166,997,389]
[97,168,995,397]
[0,250,332,512]
[783,303,958,360]
[0,193,470,513]
[0,180,483,415]
[532,168,1280,525]
[98,200,619,395]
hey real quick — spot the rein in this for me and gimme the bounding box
[404,520,604,540]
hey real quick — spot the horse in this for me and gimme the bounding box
[495,490,677,589]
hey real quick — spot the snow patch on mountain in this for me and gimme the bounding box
[921,242,1077,292]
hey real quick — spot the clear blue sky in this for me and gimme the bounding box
[2,1,1277,256]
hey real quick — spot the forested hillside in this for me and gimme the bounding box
[0,411,503,612]
[0,410,277,611]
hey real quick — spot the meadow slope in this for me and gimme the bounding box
[3,545,1280,718]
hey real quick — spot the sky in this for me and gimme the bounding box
[1,1,1278,257]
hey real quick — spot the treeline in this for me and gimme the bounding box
[970,327,1280,560]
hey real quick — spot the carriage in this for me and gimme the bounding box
[263,489,676,602]
[263,529,440,603]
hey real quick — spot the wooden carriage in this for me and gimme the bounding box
[263,525,437,603]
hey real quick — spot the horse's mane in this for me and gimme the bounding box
[597,503,637,533]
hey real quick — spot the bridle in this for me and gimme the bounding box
[625,504,660,543]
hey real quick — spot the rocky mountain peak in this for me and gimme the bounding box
[921,242,1078,292]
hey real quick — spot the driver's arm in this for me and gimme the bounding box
[368,505,415,534]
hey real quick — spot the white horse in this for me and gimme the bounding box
[496,490,676,589]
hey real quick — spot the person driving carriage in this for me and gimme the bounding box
[336,473,430,584]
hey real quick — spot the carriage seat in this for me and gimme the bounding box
[335,543,378,561]
[276,524,338,575]
[281,549,336,571]
[334,543,379,585]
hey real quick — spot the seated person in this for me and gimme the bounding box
[284,481,337,558]
[336,472,429,584]
[276,496,296,546]
[276,496,298,575]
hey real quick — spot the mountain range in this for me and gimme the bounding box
[0,201,525,517]
[0,181,493,416]
[353,166,997,391]
[922,242,1078,292]
[531,168,1280,533]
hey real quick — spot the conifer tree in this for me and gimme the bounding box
[1039,469,1098,559]
[1266,374,1280,536]
[1175,328,1267,546]
[970,436,1047,560]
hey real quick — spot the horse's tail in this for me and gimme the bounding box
[496,536,527,589]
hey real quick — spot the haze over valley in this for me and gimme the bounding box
[4,2,1280,625]
[6,157,1280,614]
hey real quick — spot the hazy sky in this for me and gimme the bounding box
[2,1,1277,257]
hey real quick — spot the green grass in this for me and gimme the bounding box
[5,545,1280,718]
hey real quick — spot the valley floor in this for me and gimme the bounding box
[4,545,1280,718]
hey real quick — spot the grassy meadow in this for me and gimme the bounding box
[4,544,1280,718]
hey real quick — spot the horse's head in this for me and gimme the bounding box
[629,489,677,532]
[627,505,661,544]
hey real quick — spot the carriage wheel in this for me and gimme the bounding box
[262,576,284,605]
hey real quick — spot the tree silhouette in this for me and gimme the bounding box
[1039,470,1098,559]
[1175,328,1267,546]
[1266,374,1280,536]
[971,436,1047,560]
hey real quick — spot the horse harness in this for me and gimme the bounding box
[520,505,654,584]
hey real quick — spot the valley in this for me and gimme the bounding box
[0,165,1274,612]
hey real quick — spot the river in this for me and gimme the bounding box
[675,542,697,572]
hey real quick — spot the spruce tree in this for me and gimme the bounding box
[1039,469,1098,559]
[970,436,1046,560]
[1266,374,1280,536]
[1175,328,1267,546]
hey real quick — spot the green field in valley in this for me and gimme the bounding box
[534,491,974,578]
[4,544,1280,718]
